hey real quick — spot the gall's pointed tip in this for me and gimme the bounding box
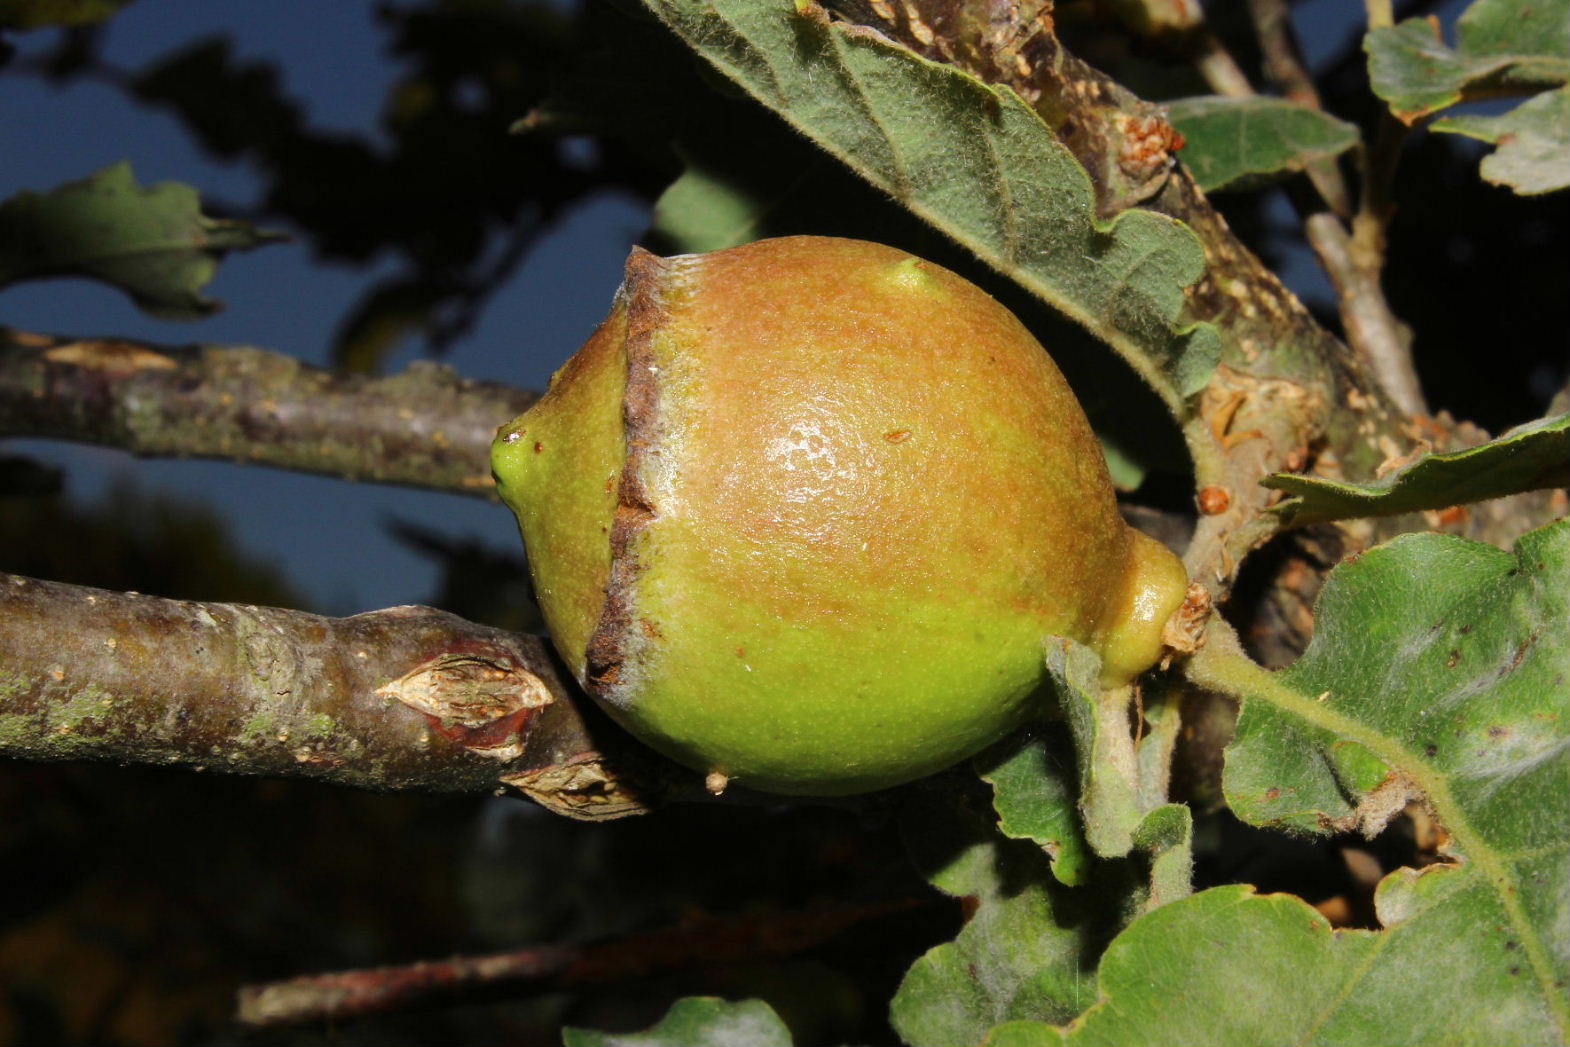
[623,243,668,278]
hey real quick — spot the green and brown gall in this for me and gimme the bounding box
[493,236,1186,795]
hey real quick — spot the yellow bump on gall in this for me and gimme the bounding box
[881,255,942,293]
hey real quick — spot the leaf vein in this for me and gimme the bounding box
[1190,625,1570,1040]
[823,29,913,203]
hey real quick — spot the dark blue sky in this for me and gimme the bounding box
[1,1,649,613]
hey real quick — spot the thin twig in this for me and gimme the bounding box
[1244,0,1352,214]
[236,897,929,1028]
[1245,0,1322,106]
[1302,207,1424,417]
[1363,0,1396,29]
[1192,33,1254,98]
[1352,113,1408,257]
[0,327,538,496]
[1300,100,1427,417]
[1235,0,1427,415]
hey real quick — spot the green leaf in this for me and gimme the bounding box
[1097,437,1147,493]
[0,0,131,29]
[985,1020,1066,1046]
[651,160,771,253]
[1435,85,1570,194]
[976,727,1093,887]
[1365,0,1570,123]
[1031,880,1567,1044]
[562,997,793,1047]
[1366,0,1570,196]
[640,0,1219,410]
[977,702,1191,902]
[1003,643,1190,896]
[1165,96,1360,192]
[893,789,1127,1047]
[0,161,285,319]
[1264,411,1570,527]
[1193,522,1570,1040]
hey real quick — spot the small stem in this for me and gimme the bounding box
[1244,0,1352,214]
[1227,0,1423,414]
[1246,0,1320,106]
[1354,113,1408,258]
[1302,210,1425,416]
[1301,103,1427,416]
[1330,5,1425,414]
[1192,33,1254,98]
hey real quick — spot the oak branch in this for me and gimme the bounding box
[0,573,658,820]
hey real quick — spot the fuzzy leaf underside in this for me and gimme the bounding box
[1264,410,1570,527]
[981,647,1192,905]
[640,0,1220,406]
[1165,96,1360,192]
[1131,802,1192,911]
[1050,639,1145,859]
[563,997,793,1046]
[1365,0,1570,121]
[1220,522,1570,1041]
[899,746,1192,1045]
[0,161,284,318]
